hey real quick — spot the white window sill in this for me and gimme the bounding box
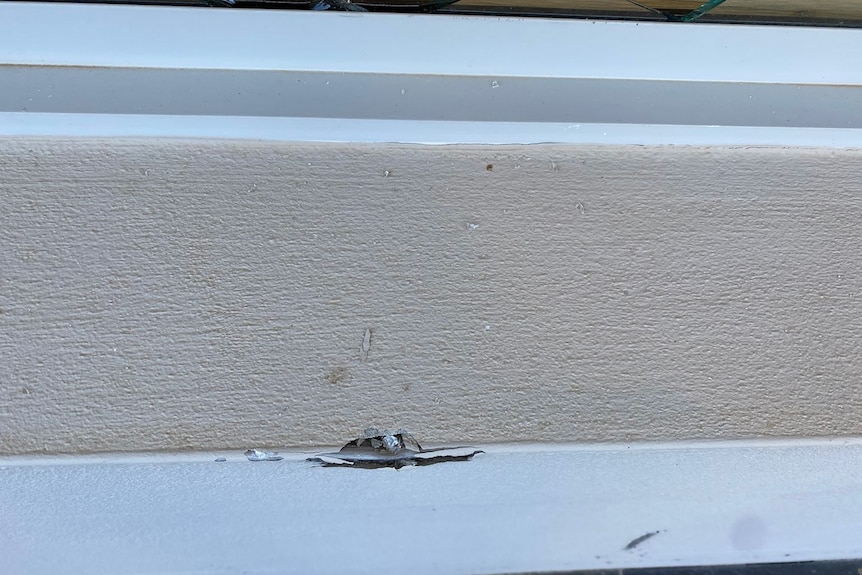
[3,438,861,574]
[1,2,861,146]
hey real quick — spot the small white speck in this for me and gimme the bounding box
[484,325,491,332]
[245,449,282,462]
[491,80,500,89]
[469,223,479,231]
[384,170,391,177]
[401,89,406,95]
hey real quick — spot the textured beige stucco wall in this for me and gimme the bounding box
[1,138,861,454]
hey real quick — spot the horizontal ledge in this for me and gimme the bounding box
[4,3,861,144]
[4,67,862,129]
[4,113,862,146]
[3,435,862,466]
[1,3,862,85]
[3,437,862,574]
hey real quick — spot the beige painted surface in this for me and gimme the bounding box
[1,138,861,454]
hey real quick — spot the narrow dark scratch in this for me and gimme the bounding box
[624,530,660,550]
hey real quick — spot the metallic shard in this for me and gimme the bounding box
[315,454,355,466]
[680,0,728,22]
[312,0,368,10]
[308,429,482,469]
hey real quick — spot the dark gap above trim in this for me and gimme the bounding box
[19,0,862,27]
[504,559,862,575]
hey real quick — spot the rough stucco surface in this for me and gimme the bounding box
[1,138,861,454]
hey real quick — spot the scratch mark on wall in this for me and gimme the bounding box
[360,328,372,362]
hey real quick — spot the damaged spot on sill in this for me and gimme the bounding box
[624,530,661,551]
[245,449,283,462]
[308,428,483,469]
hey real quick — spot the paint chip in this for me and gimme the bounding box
[245,449,283,462]
[308,428,483,469]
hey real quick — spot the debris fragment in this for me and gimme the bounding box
[215,457,227,462]
[360,328,372,362]
[308,428,483,469]
[624,530,660,550]
[245,449,283,462]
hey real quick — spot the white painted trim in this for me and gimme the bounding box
[5,112,862,147]
[2,2,861,146]
[3,438,862,574]
[1,2,861,84]
[2,436,861,467]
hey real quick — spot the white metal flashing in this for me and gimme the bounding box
[1,2,860,84]
[5,112,862,147]
[1,2,861,146]
[2,438,861,574]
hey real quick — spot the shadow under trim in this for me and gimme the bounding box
[506,559,862,575]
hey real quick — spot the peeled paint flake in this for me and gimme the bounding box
[245,449,283,462]
[307,429,482,469]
